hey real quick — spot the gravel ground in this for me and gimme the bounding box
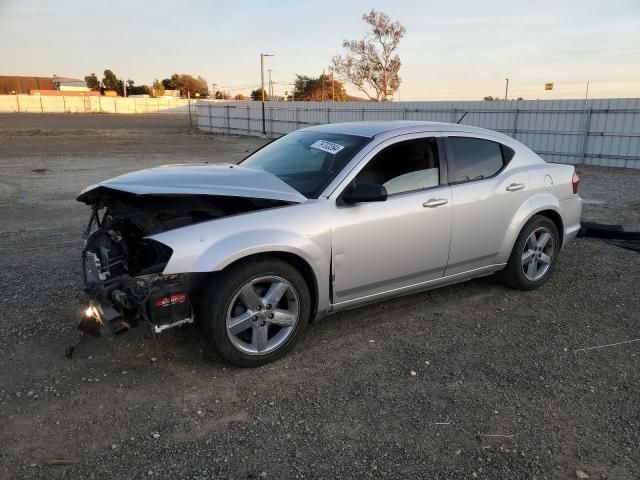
[0,114,639,480]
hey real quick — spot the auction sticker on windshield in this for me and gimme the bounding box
[310,140,345,155]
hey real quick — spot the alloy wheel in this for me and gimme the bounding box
[226,276,300,356]
[521,227,555,281]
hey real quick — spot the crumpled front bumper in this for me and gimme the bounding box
[79,273,194,337]
[77,301,127,337]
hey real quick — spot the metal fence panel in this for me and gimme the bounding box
[196,98,640,169]
[0,95,193,115]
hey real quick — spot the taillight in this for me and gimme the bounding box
[572,172,580,194]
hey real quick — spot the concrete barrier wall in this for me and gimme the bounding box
[0,95,193,114]
[196,99,640,169]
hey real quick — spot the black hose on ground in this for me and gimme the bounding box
[578,221,640,252]
[605,239,640,252]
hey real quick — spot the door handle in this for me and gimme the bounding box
[506,183,525,192]
[423,198,448,208]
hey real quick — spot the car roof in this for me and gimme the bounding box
[298,120,506,139]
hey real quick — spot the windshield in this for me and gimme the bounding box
[240,131,370,198]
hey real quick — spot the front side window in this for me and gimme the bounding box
[447,137,506,183]
[240,131,370,198]
[353,137,440,196]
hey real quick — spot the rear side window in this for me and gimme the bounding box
[447,137,507,183]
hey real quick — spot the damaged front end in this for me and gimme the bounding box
[71,163,306,352]
[77,187,291,339]
[78,192,197,338]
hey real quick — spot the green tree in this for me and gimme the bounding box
[102,69,119,92]
[152,79,165,97]
[125,79,151,95]
[164,73,208,97]
[293,73,347,101]
[214,90,232,100]
[483,95,524,101]
[333,10,405,101]
[161,77,175,90]
[84,73,100,91]
[250,88,268,101]
[293,75,314,100]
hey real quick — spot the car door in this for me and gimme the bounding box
[331,134,452,306]
[443,134,530,275]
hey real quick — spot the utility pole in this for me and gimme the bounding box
[583,80,590,111]
[211,82,217,99]
[268,69,272,100]
[504,78,510,101]
[187,91,192,127]
[321,69,325,102]
[260,53,274,136]
[331,67,335,102]
[585,80,590,102]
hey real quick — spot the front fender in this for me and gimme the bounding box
[149,201,333,317]
[498,193,561,262]
[191,229,326,277]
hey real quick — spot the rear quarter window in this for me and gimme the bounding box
[447,137,510,183]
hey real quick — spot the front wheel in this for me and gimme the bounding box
[499,215,560,290]
[199,257,311,367]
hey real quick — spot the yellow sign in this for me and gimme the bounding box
[544,83,554,90]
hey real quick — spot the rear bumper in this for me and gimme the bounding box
[561,196,582,248]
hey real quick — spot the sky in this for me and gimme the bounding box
[1,0,639,100]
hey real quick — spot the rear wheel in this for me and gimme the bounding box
[199,257,311,367]
[499,215,560,290]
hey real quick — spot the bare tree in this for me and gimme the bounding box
[332,10,405,102]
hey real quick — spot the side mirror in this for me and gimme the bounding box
[342,182,388,204]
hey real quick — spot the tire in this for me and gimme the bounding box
[499,215,560,290]
[199,256,311,367]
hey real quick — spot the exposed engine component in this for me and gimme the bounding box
[76,188,288,340]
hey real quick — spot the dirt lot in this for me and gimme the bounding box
[1,114,639,480]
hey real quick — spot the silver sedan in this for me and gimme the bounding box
[77,121,582,366]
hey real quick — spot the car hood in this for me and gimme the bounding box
[77,163,307,204]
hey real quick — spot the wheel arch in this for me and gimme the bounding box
[219,251,321,323]
[534,209,564,248]
[500,194,564,262]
